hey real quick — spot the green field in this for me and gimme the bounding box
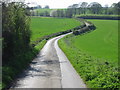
[34,8,66,13]
[30,17,80,42]
[59,20,119,88]
[35,8,53,14]
[74,20,118,62]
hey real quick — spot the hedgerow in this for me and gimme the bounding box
[2,2,39,89]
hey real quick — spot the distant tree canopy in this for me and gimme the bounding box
[44,5,49,9]
[114,1,120,14]
[32,5,42,9]
[29,1,119,17]
[88,2,102,14]
[2,2,31,65]
[49,2,120,18]
[30,5,50,9]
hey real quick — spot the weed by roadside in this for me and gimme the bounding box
[58,35,119,88]
[2,40,46,89]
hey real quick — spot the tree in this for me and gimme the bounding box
[36,10,39,16]
[80,2,88,14]
[2,2,31,65]
[58,10,65,17]
[44,11,50,16]
[31,10,35,16]
[66,8,73,18]
[50,10,57,17]
[68,4,78,16]
[104,4,109,14]
[108,3,117,14]
[109,2,119,15]
[114,2,120,15]
[37,5,42,9]
[60,10,65,17]
[56,10,61,17]
[88,2,102,14]
[111,3,116,8]
[44,5,49,9]
[71,4,78,16]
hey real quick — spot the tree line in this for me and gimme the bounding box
[29,5,49,9]
[51,2,120,18]
[31,2,120,18]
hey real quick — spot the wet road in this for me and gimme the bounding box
[11,33,86,88]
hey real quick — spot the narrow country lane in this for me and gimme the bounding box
[10,33,87,88]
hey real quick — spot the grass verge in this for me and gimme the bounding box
[58,35,119,88]
[58,20,119,88]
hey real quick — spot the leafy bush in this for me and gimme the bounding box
[73,19,96,35]
[2,2,35,89]
[2,2,31,65]
[76,15,120,20]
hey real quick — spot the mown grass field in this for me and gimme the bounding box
[35,8,53,14]
[59,20,119,88]
[34,8,66,13]
[30,17,80,42]
[74,20,118,62]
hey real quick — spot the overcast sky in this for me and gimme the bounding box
[25,0,120,8]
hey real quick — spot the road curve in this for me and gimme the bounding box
[10,33,86,88]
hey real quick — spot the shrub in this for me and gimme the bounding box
[2,2,31,65]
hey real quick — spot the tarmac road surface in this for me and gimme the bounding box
[11,33,87,88]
